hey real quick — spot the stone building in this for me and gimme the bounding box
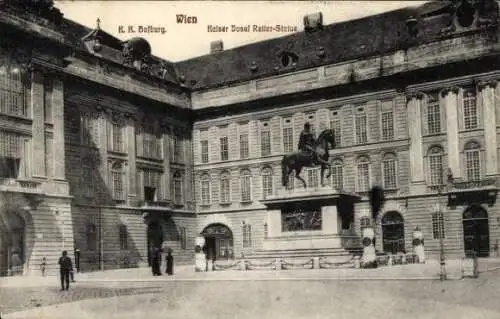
[1,0,500,276]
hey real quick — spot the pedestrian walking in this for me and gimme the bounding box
[40,257,47,276]
[58,250,73,291]
[165,249,174,276]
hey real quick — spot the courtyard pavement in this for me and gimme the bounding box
[2,257,500,288]
[3,270,500,319]
[2,258,500,318]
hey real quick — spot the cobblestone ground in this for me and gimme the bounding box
[2,271,500,318]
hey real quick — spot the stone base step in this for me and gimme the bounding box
[244,247,360,259]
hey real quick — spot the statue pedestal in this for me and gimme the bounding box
[260,187,361,252]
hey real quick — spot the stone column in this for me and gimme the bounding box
[31,70,46,177]
[406,92,425,185]
[442,87,461,179]
[479,80,498,176]
[52,77,66,180]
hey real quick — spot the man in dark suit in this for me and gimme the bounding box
[298,122,317,166]
[58,250,73,291]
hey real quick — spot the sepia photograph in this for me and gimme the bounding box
[0,0,500,318]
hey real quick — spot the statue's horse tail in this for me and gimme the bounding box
[281,155,289,186]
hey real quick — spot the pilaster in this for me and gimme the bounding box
[31,70,46,177]
[478,80,498,176]
[406,92,425,184]
[52,77,65,180]
[126,113,137,197]
[161,123,171,201]
[441,86,461,179]
[96,106,108,191]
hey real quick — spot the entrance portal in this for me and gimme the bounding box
[381,211,405,254]
[0,211,25,276]
[201,224,233,260]
[463,206,490,257]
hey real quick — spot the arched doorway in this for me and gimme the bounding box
[201,223,233,261]
[463,206,490,258]
[381,211,405,254]
[146,222,164,267]
[0,211,25,276]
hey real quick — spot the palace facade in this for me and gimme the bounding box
[1,0,500,276]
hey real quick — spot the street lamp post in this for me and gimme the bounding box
[437,182,446,281]
[438,167,454,281]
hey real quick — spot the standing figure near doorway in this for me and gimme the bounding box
[165,249,174,276]
[151,247,162,276]
[58,250,73,291]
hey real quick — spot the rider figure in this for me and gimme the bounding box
[298,122,317,166]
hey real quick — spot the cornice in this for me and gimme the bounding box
[407,70,500,93]
[193,89,398,129]
[440,86,461,98]
[477,79,498,91]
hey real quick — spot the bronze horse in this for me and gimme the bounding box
[281,129,337,188]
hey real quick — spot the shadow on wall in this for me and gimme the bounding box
[64,96,143,272]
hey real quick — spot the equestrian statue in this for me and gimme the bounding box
[281,122,337,188]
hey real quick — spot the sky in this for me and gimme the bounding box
[54,1,429,62]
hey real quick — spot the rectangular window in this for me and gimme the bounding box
[220,136,228,161]
[466,150,481,181]
[81,111,100,146]
[261,130,271,156]
[111,122,124,152]
[429,153,444,186]
[463,90,478,130]
[179,227,187,250]
[220,177,230,203]
[172,134,183,163]
[262,172,273,198]
[239,134,249,159]
[111,169,124,200]
[357,162,370,192]
[200,140,209,163]
[140,125,162,159]
[173,173,183,205]
[427,100,441,134]
[381,104,394,141]
[432,212,445,239]
[242,224,252,248]
[200,179,211,205]
[142,169,162,202]
[330,117,342,147]
[0,68,26,117]
[355,111,368,144]
[0,130,22,179]
[240,174,252,202]
[331,162,343,190]
[119,226,128,250]
[383,158,397,189]
[282,126,293,153]
[306,168,319,189]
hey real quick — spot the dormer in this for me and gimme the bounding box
[81,18,123,55]
[441,0,499,34]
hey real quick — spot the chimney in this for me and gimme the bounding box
[303,12,323,31]
[210,40,224,54]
